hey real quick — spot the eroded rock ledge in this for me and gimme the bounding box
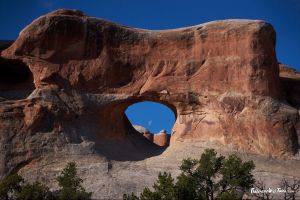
[0,9,300,198]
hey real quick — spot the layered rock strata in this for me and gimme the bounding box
[0,9,300,199]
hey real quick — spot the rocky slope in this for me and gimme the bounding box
[0,9,300,199]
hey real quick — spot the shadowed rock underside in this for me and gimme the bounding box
[0,9,300,199]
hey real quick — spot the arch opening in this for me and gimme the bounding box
[0,58,35,100]
[125,101,176,147]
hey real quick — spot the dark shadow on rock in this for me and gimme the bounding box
[93,131,168,161]
[0,58,35,100]
[58,110,169,162]
[281,77,300,109]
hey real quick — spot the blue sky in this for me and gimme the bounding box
[0,0,299,68]
[125,101,175,134]
[1,0,299,133]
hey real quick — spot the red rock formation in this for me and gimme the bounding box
[0,9,299,181]
[133,125,170,146]
[153,130,170,147]
[133,125,154,141]
[143,133,154,141]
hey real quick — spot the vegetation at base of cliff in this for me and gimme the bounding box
[56,162,92,200]
[124,148,256,200]
[0,162,91,200]
[124,148,300,200]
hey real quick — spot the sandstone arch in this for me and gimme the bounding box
[0,10,299,185]
[125,100,176,146]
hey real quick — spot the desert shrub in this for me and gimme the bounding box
[16,181,52,200]
[123,192,140,200]
[124,149,256,200]
[0,162,91,200]
[140,172,175,200]
[280,178,300,200]
[0,174,23,200]
[56,162,92,200]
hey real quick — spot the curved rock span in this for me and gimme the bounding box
[0,9,300,199]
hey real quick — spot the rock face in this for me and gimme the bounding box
[0,9,300,199]
[133,125,170,146]
[133,124,154,142]
[133,125,150,134]
[153,131,170,147]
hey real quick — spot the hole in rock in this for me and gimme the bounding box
[125,101,176,147]
[0,58,35,100]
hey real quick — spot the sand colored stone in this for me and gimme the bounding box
[0,9,300,199]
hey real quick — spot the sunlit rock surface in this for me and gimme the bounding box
[0,9,299,199]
